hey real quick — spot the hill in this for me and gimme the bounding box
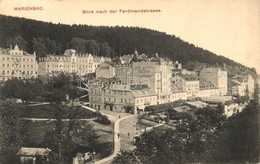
[0,14,256,77]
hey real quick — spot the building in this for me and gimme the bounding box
[173,74,200,97]
[0,45,38,81]
[200,67,228,95]
[229,74,255,97]
[204,95,246,117]
[89,83,157,113]
[170,91,187,102]
[198,80,220,100]
[95,51,173,104]
[131,53,172,104]
[17,147,51,164]
[38,49,107,76]
[95,62,115,79]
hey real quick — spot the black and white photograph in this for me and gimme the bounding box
[0,0,259,163]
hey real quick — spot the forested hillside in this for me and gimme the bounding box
[0,15,256,77]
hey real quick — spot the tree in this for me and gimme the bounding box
[0,78,24,100]
[6,35,27,50]
[112,150,141,164]
[210,99,259,163]
[33,37,48,59]
[0,100,23,164]
[42,104,100,164]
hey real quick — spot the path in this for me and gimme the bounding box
[96,115,135,164]
[27,102,50,106]
[21,118,94,121]
[80,105,117,121]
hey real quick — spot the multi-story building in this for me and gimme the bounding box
[95,62,115,79]
[229,74,255,97]
[38,49,107,76]
[198,81,220,100]
[95,51,173,104]
[0,45,38,81]
[89,83,157,113]
[173,75,200,97]
[200,67,228,95]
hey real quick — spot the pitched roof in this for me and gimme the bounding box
[199,80,217,89]
[178,74,199,81]
[131,90,156,98]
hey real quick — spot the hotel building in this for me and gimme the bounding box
[0,45,38,81]
[38,49,108,76]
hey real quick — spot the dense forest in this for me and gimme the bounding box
[0,14,256,77]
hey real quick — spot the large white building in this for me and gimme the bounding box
[95,51,173,104]
[38,49,108,76]
[89,83,157,113]
[0,45,38,81]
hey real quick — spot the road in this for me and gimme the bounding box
[95,115,135,164]
[24,102,162,163]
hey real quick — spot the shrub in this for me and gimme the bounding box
[95,115,111,125]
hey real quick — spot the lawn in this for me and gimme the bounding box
[22,119,113,160]
[19,104,98,119]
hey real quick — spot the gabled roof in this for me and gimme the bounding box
[177,74,199,81]
[199,80,216,89]
[131,90,156,98]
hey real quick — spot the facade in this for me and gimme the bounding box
[0,45,38,81]
[38,49,106,76]
[200,67,228,95]
[170,91,187,101]
[132,59,172,104]
[92,52,231,114]
[89,83,157,113]
[198,80,220,100]
[114,63,133,84]
[229,74,255,97]
[173,75,200,97]
[95,62,115,79]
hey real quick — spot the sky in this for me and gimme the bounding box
[0,0,259,73]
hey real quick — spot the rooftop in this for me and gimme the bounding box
[204,95,233,104]
[17,147,51,156]
[185,101,208,108]
[178,74,199,81]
